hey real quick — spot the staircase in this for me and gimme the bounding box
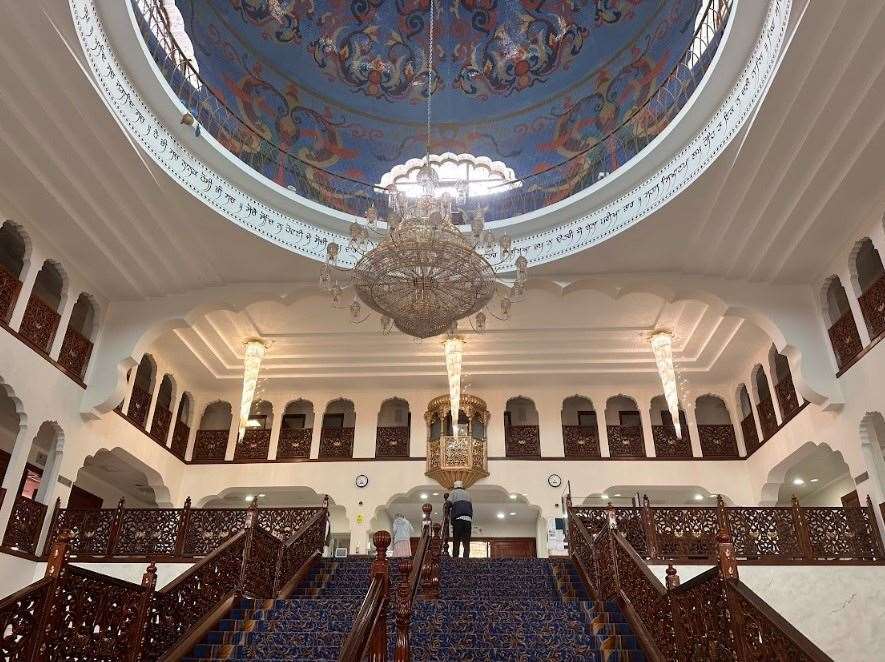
[185,557,384,661]
[407,557,645,661]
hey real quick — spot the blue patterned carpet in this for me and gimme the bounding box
[185,556,644,661]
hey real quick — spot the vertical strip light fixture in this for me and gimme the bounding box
[650,331,682,439]
[444,337,464,432]
[238,339,267,442]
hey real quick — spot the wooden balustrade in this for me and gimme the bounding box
[57,326,93,381]
[340,530,391,662]
[740,412,760,455]
[504,425,541,457]
[192,428,229,461]
[170,419,190,459]
[607,424,646,458]
[828,308,863,368]
[651,425,692,458]
[697,424,739,458]
[757,395,778,439]
[319,427,355,458]
[44,496,328,561]
[149,405,172,445]
[277,427,312,459]
[0,263,22,323]
[376,426,410,458]
[774,375,801,422]
[127,384,152,429]
[234,428,272,461]
[1,495,48,555]
[395,503,434,662]
[18,295,60,353]
[569,495,884,564]
[562,425,601,458]
[858,273,885,339]
[568,504,833,661]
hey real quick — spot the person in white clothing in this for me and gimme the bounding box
[391,513,414,557]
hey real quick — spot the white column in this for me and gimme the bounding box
[7,256,39,330]
[841,266,873,346]
[267,398,285,461]
[747,391,765,442]
[49,291,77,359]
[33,439,65,555]
[0,424,32,535]
[725,394,748,457]
[143,372,164,435]
[166,389,184,448]
[224,417,238,462]
[410,405,425,458]
[684,404,702,457]
[639,399,656,458]
[353,394,384,458]
[121,368,136,416]
[761,363,783,425]
[537,395,563,457]
[593,392,610,457]
[485,393,507,458]
[535,514,550,558]
[184,398,202,462]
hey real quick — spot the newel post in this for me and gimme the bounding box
[42,497,62,557]
[394,557,412,662]
[31,529,72,661]
[130,562,157,662]
[665,564,680,590]
[791,495,813,560]
[370,530,390,662]
[641,495,658,560]
[237,501,260,598]
[865,495,885,559]
[173,496,191,557]
[717,526,749,661]
[106,497,126,557]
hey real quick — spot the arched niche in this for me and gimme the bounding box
[649,395,691,458]
[149,374,176,444]
[376,397,410,458]
[821,276,862,368]
[0,385,24,483]
[127,354,157,430]
[752,364,778,440]
[760,443,855,507]
[278,399,314,460]
[19,260,66,352]
[853,238,885,338]
[604,395,645,458]
[235,400,273,462]
[695,394,738,458]
[561,395,599,458]
[58,293,99,380]
[0,221,28,322]
[504,396,540,458]
[768,345,801,422]
[319,399,355,459]
[71,448,171,509]
[192,400,233,462]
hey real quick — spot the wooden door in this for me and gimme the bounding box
[489,538,536,558]
[840,490,861,508]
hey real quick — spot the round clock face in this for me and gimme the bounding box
[548,474,562,488]
[355,474,369,488]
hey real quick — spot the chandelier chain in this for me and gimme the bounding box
[426,0,434,164]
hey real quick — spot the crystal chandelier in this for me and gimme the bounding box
[237,339,267,442]
[444,336,464,426]
[319,0,527,339]
[650,331,682,439]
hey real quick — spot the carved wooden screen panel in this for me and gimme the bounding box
[774,375,801,422]
[756,396,778,439]
[741,413,760,455]
[375,426,409,457]
[256,507,323,542]
[562,425,600,458]
[504,425,540,457]
[651,425,692,458]
[150,406,172,445]
[0,577,50,659]
[651,507,718,561]
[804,506,880,560]
[192,429,228,462]
[18,296,60,352]
[127,385,152,430]
[606,425,646,458]
[1,496,48,554]
[242,527,281,598]
[0,264,21,323]
[698,424,739,458]
[49,508,116,557]
[828,309,863,368]
[58,328,93,380]
[859,273,885,338]
[571,508,608,536]
[669,571,733,660]
[277,428,312,459]
[181,508,248,556]
[726,507,802,560]
[318,427,355,458]
[234,428,271,461]
[170,421,189,460]
[113,508,183,556]
[616,508,648,556]
[278,512,327,587]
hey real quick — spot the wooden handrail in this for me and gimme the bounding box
[158,528,246,595]
[339,530,391,662]
[393,504,435,662]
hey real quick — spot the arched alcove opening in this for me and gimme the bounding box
[752,365,778,440]
[561,396,599,458]
[170,392,192,459]
[235,400,273,461]
[0,386,22,485]
[822,276,862,368]
[769,345,801,422]
[278,399,314,459]
[69,448,170,510]
[193,400,232,462]
[19,260,65,352]
[854,238,885,338]
[58,293,98,380]
[127,354,157,430]
[605,395,645,458]
[504,397,540,458]
[763,444,855,507]
[319,399,355,458]
[376,397,410,458]
[695,394,738,458]
[650,395,691,458]
[149,374,175,444]
[0,221,28,322]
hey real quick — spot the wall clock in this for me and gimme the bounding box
[547,474,562,488]
[355,474,369,488]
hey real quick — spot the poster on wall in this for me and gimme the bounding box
[547,516,567,556]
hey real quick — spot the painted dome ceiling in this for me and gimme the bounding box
[169,0,705,215]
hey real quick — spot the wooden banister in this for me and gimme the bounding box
[340,530,391,662]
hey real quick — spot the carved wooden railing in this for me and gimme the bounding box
[149,405,172,445]
[18,295,60,353]
[756,395,779,439]
[570,495,885,564]
[394,503,435,662]
[376,426,410,458]
[740,412,761,455]
[44,496,327,561]
[568,502,833,661]
[504,424,541,457]
[127,384,152,429]
[562,425,601,458]
[57,325,93,380]
[170,419,189,459]
[0,263,22,323]
[192,428,228,461]
[698,423,740,458]
[828,308,863,369]
[774,374,801,422]
[858,273,885,339]
[234,428,272,461]
[607,424,646,458]
[319,426,356,458]
[339,530,391,662]
[651,425,692,458]
[277,427,312,459]
[1,495,48,555]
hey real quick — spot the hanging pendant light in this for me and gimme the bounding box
[237,339,267,441]
[650,331,682,439]
[444,336,464,432]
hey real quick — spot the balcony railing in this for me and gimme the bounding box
[318,427,355,458]
[562,425,600,458]
[698,423,740,458]
[1,495,48,555]
[858,273,885,339]
[652,425,692,458]
[57,326,93,381]
[828,308,863,368]
[504,425,541,457]
[278,427,312,459]
[0,264,21,323]
[375,426,409,458]
[234,428,272,461]
[18,295,59,353]
[607,425,646,458]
